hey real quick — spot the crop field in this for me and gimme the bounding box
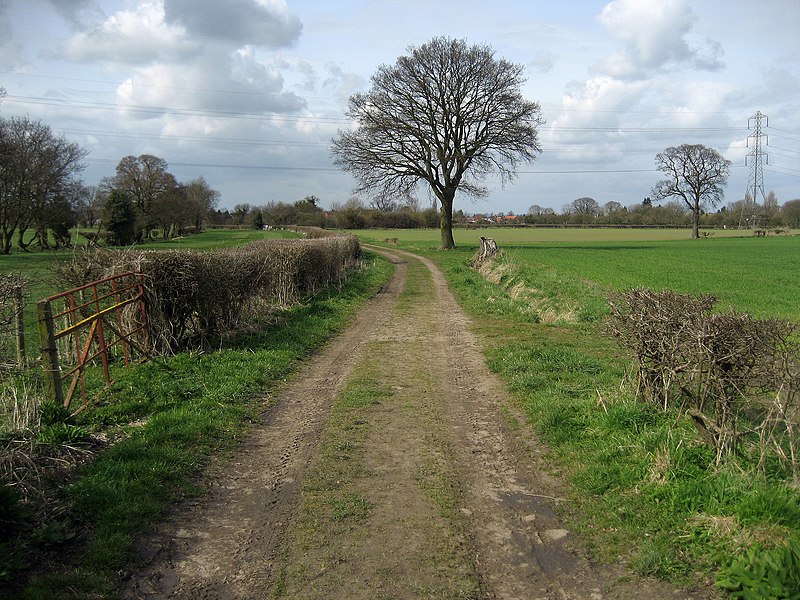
[353,227,800,320]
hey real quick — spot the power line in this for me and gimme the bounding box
[56,127,329,148]
[6,94,751,134]
[4,94,350,124]
[84,157,339,172]
[768,126,800,139]
[766,165,800,178]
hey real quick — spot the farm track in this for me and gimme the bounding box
[123,247,707,599]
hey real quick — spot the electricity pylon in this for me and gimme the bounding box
[739,111,768,228]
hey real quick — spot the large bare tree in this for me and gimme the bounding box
[0,116,87,254]
[652,144,731,239]
[112,154,179,241]
[331,37,543,249]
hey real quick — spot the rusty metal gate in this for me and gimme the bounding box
[38,272,150,412]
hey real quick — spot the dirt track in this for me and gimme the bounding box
[124,247,704,599]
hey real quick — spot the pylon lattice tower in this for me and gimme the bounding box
[739,111,768,228]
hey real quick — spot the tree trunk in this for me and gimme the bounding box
[439,188,456,250]
[1,231,12,254]
[691,197,700,239]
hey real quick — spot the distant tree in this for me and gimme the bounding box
[765,190,779,215]
[603,201,624,215]
[400,194,420,212]
[103,190,137,246]
[185,176,220,231]
[527,204,545,216]
[652,144,731,239]
[782,199,800,228]
[369,194,398,212]
[152,183,195,238]
[296,195,321,211]
[251,210,264,230]
[336,196,367,229]
[571,197,600,216]
[44,181,89,249]
[420,207,440,228]
[232,203,252,225]
[332,37,543,249]
[112,154,178,241]
[294,196,325,226]
[262,201,296,226]
[0,116,88,253]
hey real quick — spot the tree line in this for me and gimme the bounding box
[0,113,221,253]
[526,191,800,230]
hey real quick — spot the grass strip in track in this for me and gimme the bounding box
[273,257,479,599]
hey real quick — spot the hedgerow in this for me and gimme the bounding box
[607,288,800,479]
[53,235,361,353]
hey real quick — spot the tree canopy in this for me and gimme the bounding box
[652,144,731,239]
[331,36,543,248]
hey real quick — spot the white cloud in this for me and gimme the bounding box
[549,76,645,144]
[596,0,724,79]
[64,1,196,64]
[323,62,365,104]
[115,48,306,120]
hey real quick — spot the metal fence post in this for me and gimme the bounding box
[37,299,64,406]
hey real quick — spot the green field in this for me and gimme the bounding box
[353,228,800,320]
[351,225,785,245]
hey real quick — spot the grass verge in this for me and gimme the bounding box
[2,252,393,600]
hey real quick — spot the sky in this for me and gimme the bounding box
[0,0,798,215]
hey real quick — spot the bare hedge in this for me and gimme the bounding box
[608,288,800,477]
[54,235,361,352]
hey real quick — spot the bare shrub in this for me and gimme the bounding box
[51,246,145,290]
[608,289,715,410]
[608,288,800,469]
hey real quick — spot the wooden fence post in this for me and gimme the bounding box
[15,286,25,367]
[37,299,64,406]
